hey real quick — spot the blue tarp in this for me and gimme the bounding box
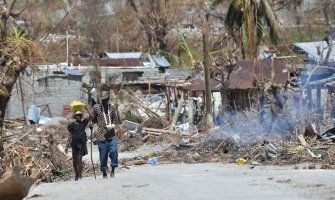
[28,105,40,123]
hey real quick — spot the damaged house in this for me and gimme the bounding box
[225,59,290,110]
[212,59,290,110]
[71,52,172,82]
[293,37,335,112]
[184,59,291,112]
[71,52,192,94]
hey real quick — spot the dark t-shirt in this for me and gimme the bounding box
[68,118,89,145]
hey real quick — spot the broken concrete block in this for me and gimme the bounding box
[123,120,139,131]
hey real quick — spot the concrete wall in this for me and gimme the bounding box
[6,65,193,119]
[6,73,85,119]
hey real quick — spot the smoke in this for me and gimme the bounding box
[209,108,294,144]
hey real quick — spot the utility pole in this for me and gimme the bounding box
[66,30,69,65]
[203,14,214,127]
[18,76,28,125]
[116,26,119,53]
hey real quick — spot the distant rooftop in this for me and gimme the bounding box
[70,52,170,68]
[105,52,142,59]
[294,41,335,63]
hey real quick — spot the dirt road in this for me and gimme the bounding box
[25,163,335,200]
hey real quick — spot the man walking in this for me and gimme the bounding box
[91,90,118,178]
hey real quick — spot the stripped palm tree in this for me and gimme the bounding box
[159,31,198,69]
[0,27,38,95]
[213,0,282,59]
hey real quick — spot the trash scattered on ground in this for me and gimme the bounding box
[2,89,335,197]
[236,158,247,165]
[321,128,335,141]
[295,145,304,151]
[148,157,158,165]
[0,122,96,184]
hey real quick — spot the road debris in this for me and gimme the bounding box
[236,158,247,165]
[2,90,335,200]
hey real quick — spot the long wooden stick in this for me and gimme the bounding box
[90,128,96,179]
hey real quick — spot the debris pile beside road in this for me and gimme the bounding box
[2,91,335,190]
[0,120,96,183]
[117,109,335,169]
[141,117,168,129]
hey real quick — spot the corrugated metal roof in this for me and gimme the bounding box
[228,59,290,89]
[105,52,142,59]
[294,41,335,63]
[183,59,289,91]
[72,52,169,68]
[72,58,142,67]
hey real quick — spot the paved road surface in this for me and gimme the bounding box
[25,163,335,200]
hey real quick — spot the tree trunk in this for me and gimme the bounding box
[0,96,10,157]
[323,0,330,25]
[261,0,282,42]
[0,74,20,155]
[0,0,21,155]
[293,0,303,25]
[246,5,257,59]
[202,17,214,127]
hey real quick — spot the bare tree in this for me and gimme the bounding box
[126,0,193,51]
[0,0,42,155]
[269,0,304,25]
[112,4,147,51]
[72,0,113,102]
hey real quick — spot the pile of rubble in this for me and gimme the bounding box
[117,110,335,169]
[0,119,96,183]
[1,90,335,192]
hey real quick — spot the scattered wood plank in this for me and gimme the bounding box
[144,127,191,137]
[141,134,151,142]
[297,134,308,147]
[120,90,160,119]
[147,132,163,136]
[143,127,177,135]
[9,130,34,146]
